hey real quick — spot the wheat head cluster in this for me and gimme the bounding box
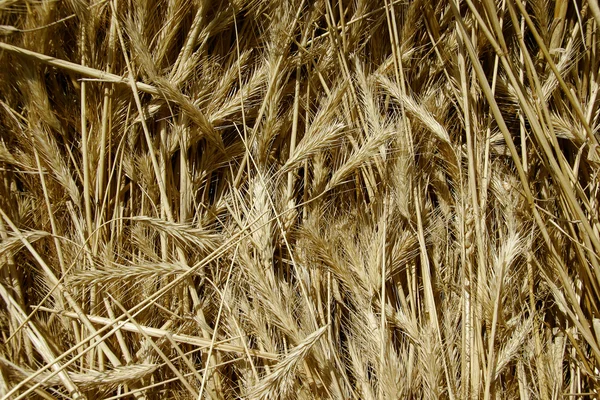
[0,0,599,398]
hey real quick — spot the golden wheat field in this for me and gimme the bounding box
[0,0,599,398]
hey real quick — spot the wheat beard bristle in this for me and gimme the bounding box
[0,0,598,399]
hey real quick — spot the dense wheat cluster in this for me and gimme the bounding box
[1,0,600,398]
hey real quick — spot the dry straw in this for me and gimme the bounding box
[0,0,599,398]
